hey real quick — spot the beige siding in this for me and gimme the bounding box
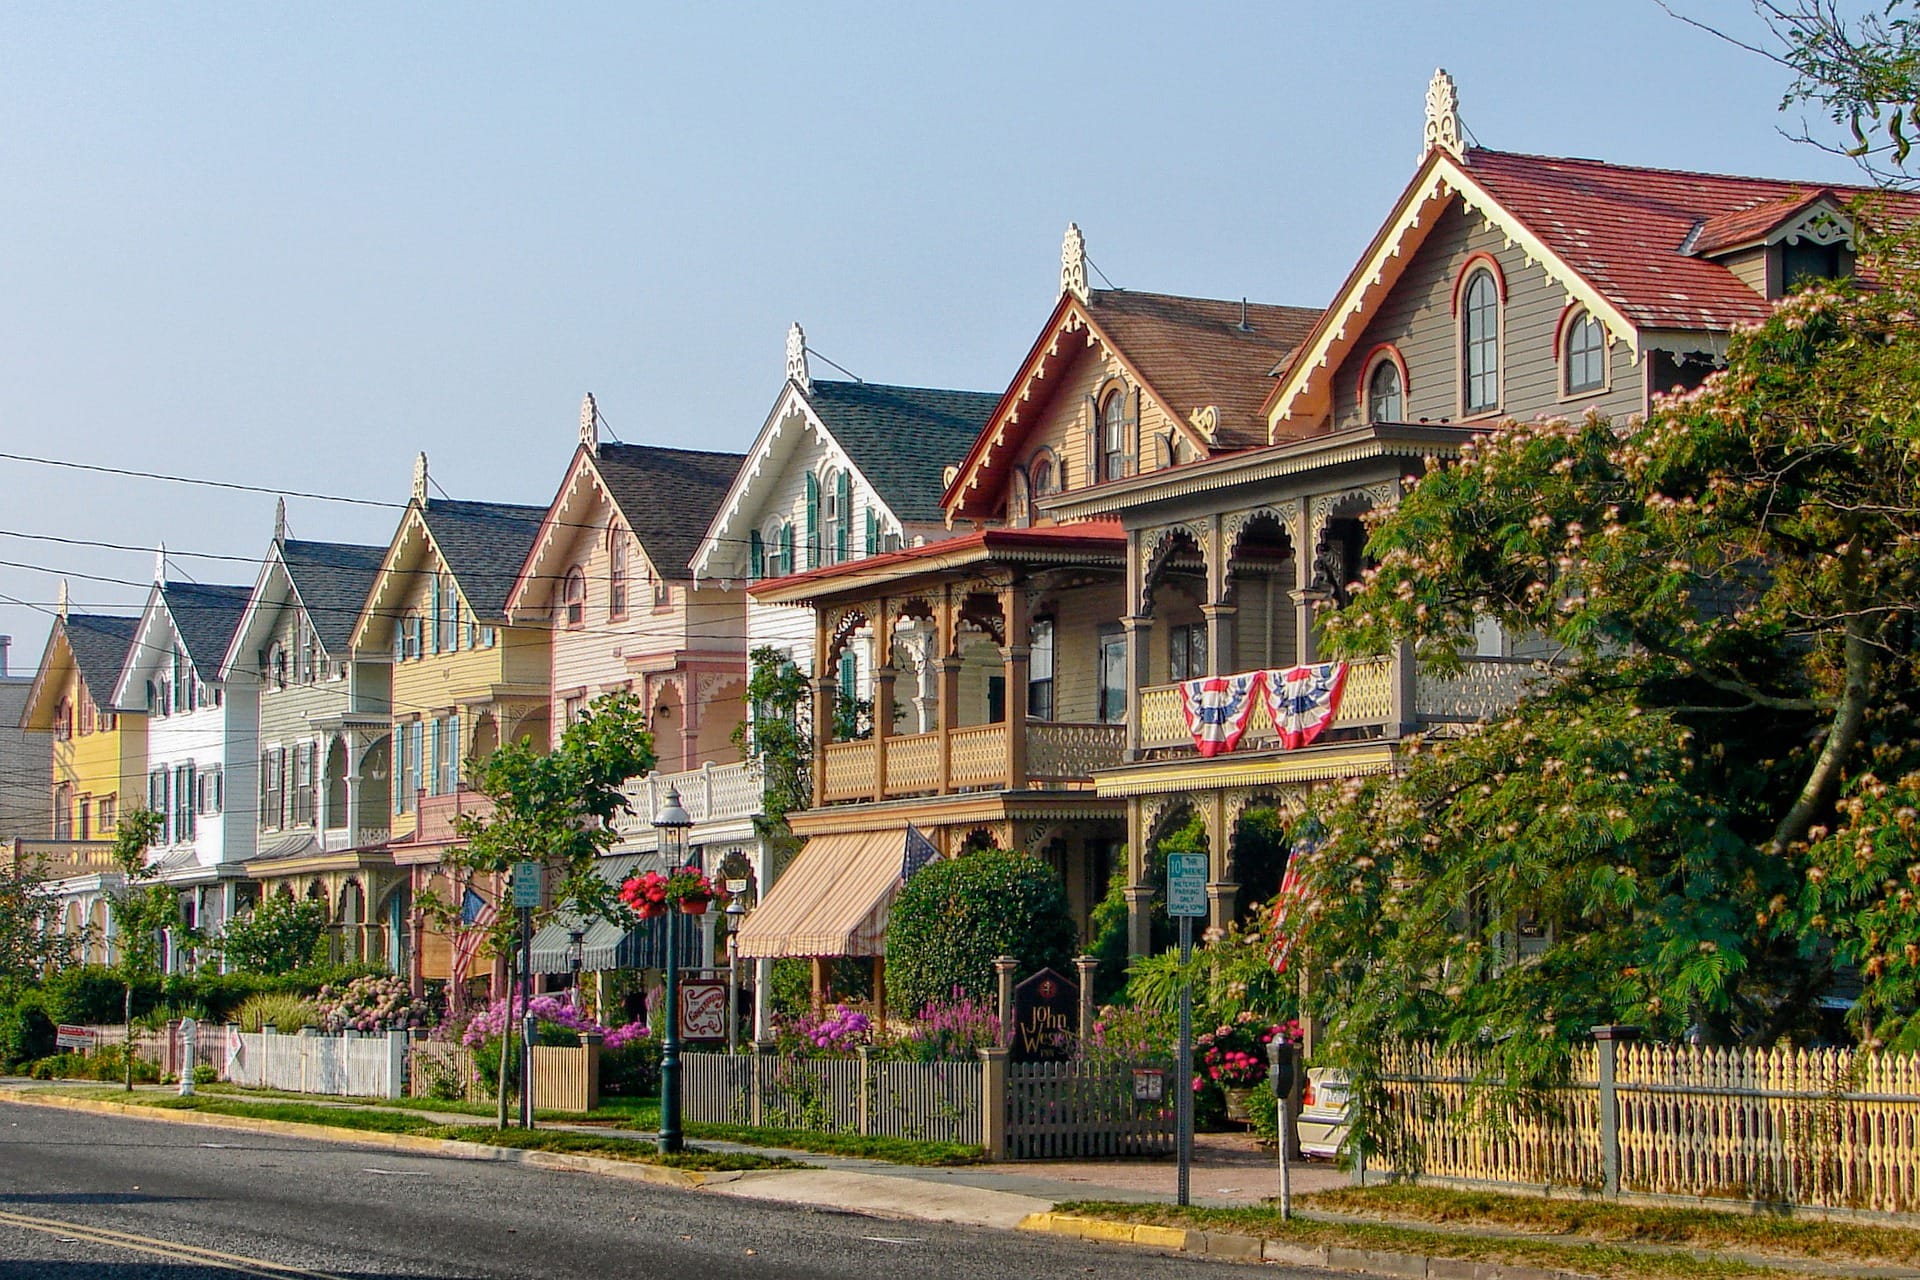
[1011,341,1186,504]
[1331,203,1646,430]
[1229,574,1296,672]
[1040,582,1126,723]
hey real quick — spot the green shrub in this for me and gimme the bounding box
[232,993,318,1033]
[886,846,1076,1014]
[0,994,55,1068]
[219,893,329,974]
[28,1045,159,1083]
[600,1036,662,1097]
[192,1064,217,1084]
[43,966,159,1025]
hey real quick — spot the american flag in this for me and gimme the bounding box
[1266,851,1308,975]
[901,824,939,883]
[450,885,498,985]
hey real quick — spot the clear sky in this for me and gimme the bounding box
[0,0,1870,665]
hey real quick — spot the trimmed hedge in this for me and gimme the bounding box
[36,963,389,1026]
[886,847,1076,1015]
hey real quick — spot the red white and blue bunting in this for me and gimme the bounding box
[1176,673,1262,758]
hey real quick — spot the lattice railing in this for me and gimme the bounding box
[1416,658,1546,723]
[1027,722,1125,782]
[949,725,1008,790]
[820,741,876,802]
[883,732,940,794]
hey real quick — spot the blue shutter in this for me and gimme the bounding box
[804,473,820,569]
[864,508,878,556]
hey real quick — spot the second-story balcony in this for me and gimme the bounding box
[818,719,1126,804]
[7,838,119,881]
[613,759,766,838]
[413,787,495,847]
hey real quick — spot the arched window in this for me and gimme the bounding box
[608,527,629,618]
[53,699,72,741]
[1564,309,1606,394]
[821,468,851,565]
[1366,358,1404,423]
[1100,390,1130,481]
[563,567,587,627]
[1030,453,1055,497]
[1461,268,1500,413]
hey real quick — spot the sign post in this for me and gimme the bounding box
[512,862,543,1130]
[1166,850,1208,1208]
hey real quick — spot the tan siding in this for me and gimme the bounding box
[1331,203,1647,430]
[1230,574,1297,672]
[1719,247,1771,297]
[1040,582,1126,723]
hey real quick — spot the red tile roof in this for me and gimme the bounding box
[1463,150,1919,330]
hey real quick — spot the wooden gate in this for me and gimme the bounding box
[1004,1058,1175,1159]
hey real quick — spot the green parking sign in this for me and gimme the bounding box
[511,861,543,909]
[1166,851,1208,918]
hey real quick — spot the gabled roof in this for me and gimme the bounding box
[161,583,254,672]
[281,540,388,654]
[17,613,138,729]
[806,381,1000,523]
[944,287,1318,522]
[1264,146,1920,435]
[590,444,746,577]
[419,499,548,619]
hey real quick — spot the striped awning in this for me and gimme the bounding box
[525,854,693,973]
[734,828,907,960]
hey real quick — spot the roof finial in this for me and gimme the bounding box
[56,579,69,620]
[1424,68,1464,161]
[412,452,429,506]
[273,496,287,545]
[786,323,811,392]
[1060,222,1088,302]
[579,393,599,452]
[154,543,167,584]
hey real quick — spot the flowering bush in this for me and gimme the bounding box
[775,1003,872,1057]
[1080,1002,1176,1068]
[877,997,1001,1062]
[1196,1011,1296,1089]
[460,992,598,1047]
[315,975,431,1034]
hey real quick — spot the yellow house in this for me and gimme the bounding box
[349,455,549,992]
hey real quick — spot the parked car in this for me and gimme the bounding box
[1295,1067,1350,1159]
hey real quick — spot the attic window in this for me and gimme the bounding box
[1461,269,1501,414]
[1365,357,1404,424]
[563,567,587,628]
[1100,390,1133,482]
[1564,310,1606,395]
[1783,241,1843,293]
[609,528,629,619]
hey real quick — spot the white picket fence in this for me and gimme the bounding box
[222,1029,408,1099]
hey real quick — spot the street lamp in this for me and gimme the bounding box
[724,892,748,1055]
[651,785,693,1154]
[567,928,585,1011]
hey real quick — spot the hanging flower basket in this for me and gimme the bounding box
[619,871,671,919]
[678,897,709,916]
[635,901,667,920]
[664,864,719,914]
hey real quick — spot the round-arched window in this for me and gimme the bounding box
[1366,358,1403,423]
[1564,309,1606,394]
[1462,269,1500,413]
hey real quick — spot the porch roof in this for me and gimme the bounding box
[745,520,1125,607]
[733,827,908,959]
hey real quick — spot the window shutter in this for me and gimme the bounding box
[805,473,820,569]
[429,577,441,655]
[836,471,852,561]
[750,529,764,579]
[449,716,461,790]
[864,509,877,557]
[1083,395,1099,488]
[781,524,795,576]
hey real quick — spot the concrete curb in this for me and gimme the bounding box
[1016,1212,1597,1280]
[0,1089,713,1191]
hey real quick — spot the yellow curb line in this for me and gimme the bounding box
[0,1089,709,1190]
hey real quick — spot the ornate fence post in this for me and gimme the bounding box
[1074,954,1098,1043]
[1592,1024,1640,1197]
[980,1045,1009,1160]
[994,956,1018,1046]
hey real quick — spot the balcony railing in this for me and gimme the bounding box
[613,759,765,837]
[1138,655,1542,754]
[8,838,118,877]
[320,826,392,854]
[819,721,1125,804]
[414,789,495,845]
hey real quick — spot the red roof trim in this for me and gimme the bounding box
[1449,252,1508,316]
[746,520,1126,598]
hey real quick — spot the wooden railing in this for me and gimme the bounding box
[613,760,765,837]
[414,789,495,845]
[8,838,118,877]
[816,722,1125,804]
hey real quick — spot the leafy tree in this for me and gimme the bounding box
[1294,254,1920,1130]
[105,808,178,1091]
[735,646,812,832]
[886,846,1076,1014]
[0,849,90,980]
[220,892,329,974]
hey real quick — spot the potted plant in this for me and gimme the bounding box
[619,870,671,919]
[665,865,719,915]
[1196,1012,1295,1121]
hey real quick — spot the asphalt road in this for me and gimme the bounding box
[0,1102,1292,1279]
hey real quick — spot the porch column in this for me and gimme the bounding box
[811,675,836,805]
[999,583,1029,790]
[871,664,895,803]
[936,592,960,794]
[1205,790,1236,932]
[1203,513,1235,676]
[680,676,700,776]
[1122,615,1153,759]
[1125,798,1154,957]
[1293,502,1319,664]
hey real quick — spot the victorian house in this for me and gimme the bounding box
[505,397,749,980]
[222,504,395,967]
[108,555,256,964]
[14,591,143,961]
[350,456,548,994]
[1056,69,1901,954]
[735,229,1320,1000]
[690,326,1000,714]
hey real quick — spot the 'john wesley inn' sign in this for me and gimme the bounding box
[1011,968,1078,1063]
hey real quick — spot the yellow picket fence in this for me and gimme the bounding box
[1373,1039,1920,1214]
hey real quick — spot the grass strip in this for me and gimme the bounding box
[41,1088,793,1172]
[193,1082,659,1127]
[672,1121,985,1167]
[1054,1201,1799,1280]
[1300,1184,1920,1266]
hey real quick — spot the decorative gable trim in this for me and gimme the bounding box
[218,544,300,683]
[1771,198,1853,248]
[1265,152,1640,439]
[348,503,464,653]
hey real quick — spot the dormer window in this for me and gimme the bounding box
[1783,241,1843,292]
[563,567,587,627]
[1365,355,1404,423]
[1461,267,1501,414]
[1563,310,1606,395]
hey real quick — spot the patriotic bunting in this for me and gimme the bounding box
[1261,662,1350,751]
[1177,673,1262,757]
[1266,844,1311,976]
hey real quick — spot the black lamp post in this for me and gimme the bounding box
[567,928,585,1011]
[652,785,693,1154]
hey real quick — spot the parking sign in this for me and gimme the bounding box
[1166,851,1208,918]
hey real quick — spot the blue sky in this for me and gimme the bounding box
[0,1,1870,663]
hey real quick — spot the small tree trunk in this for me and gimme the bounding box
[123,982,133,1093]
[496,1007,512,1130]
[1767,609,1874,857]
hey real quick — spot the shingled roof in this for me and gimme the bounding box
[1086,290,1320,449]
[162,583,254,673]
[63,614,138,701]
[1462,149,1919,331]
[420,499,548,620]
[593,444,747,577]
[280,539,387,655]
[805,381,1000,523]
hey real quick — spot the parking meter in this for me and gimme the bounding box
[1267,1033,1296,1099]
[1267,1032,1296,1219]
